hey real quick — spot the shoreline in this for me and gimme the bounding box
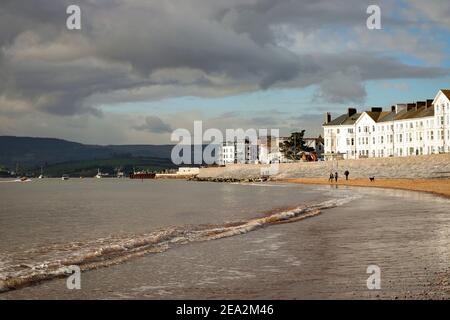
[2,178,450,299]
[278,177,450,199]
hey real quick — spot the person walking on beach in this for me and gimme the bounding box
[335,171,338,182]
[344,170,349,180]
[329,172,334,183]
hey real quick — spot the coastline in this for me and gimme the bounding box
[278,178,450,199]
[3,180,450,299]
[2,179,450,299]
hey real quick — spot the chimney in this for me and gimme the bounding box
[426,99,433,109]
[406,103,415,111]
[347,108,357,117]
[371,107,382,112]
[395,103,406,113]
[324,112,331,124]
[396,103,407,114]
[415,101,425,111]
[391,105,396,112]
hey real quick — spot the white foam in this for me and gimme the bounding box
[0,196,358,292]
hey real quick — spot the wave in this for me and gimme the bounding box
[0,196,358,293]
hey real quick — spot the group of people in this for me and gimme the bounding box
[329,170,350,183]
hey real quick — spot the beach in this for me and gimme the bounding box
[1,179,450,299]
[281,178,450,199]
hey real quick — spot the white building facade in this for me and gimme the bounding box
[218,139,259,165]
[323,89,450,160]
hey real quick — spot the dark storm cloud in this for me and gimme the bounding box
[0,0,448,117]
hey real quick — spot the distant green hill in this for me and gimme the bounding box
[0,136,176,176]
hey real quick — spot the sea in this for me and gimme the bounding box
[1,178,450,299]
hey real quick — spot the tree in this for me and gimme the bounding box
[280,130,314,160]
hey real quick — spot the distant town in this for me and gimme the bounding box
[323,89,450,160]
[218,88,450,164]
[1,88,449,179]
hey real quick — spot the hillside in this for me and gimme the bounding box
[0,136,178,176]
[0,136,174,169]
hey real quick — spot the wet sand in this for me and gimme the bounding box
[281,178,450,199]
[2,185,450,299]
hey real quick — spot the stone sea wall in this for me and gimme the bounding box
[198,154,450,180]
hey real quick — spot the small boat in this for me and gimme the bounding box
[38,166,44,179]
[14,177,32,182]
[95,168,110,178]
[61,175,69,181]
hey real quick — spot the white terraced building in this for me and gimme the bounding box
[218,139,259,165]
[323,89,450,160]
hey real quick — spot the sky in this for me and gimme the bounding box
[0,0,449,145]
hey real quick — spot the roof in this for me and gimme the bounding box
[369,106,434,123]
[394,106,434,121]
[440,89,450,100]
[325,104,435,126]
[366,111,391,122]
[323,112,362,126]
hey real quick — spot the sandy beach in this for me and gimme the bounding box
[280,178,450,199]
[2,179,450,299]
